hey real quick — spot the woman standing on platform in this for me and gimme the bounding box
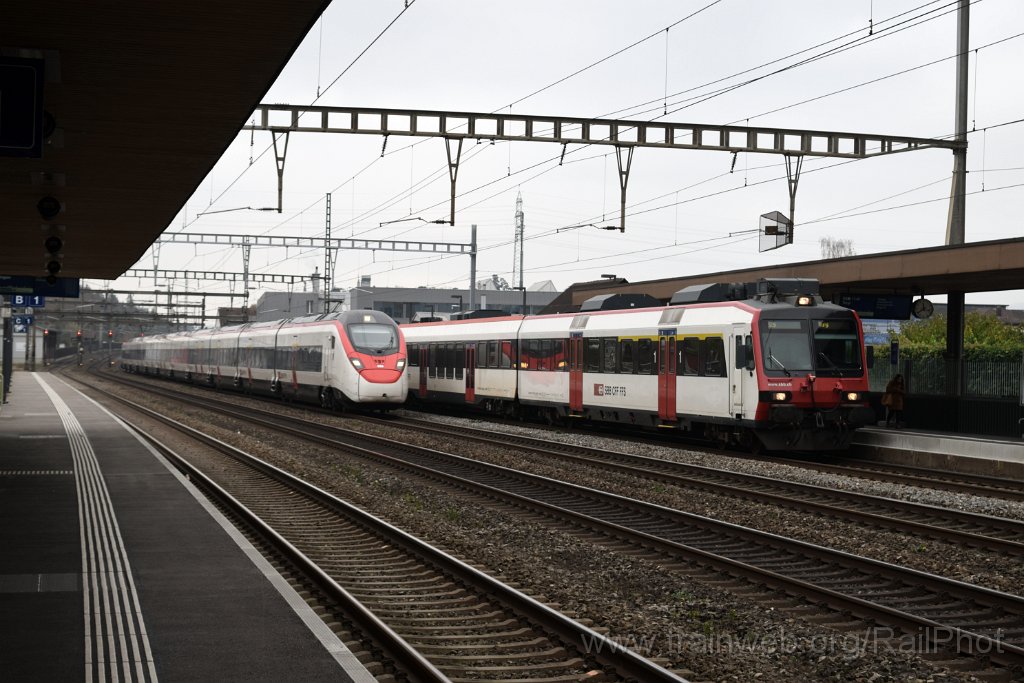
[882,374,906,428]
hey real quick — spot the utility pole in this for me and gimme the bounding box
[513,192,525,292]
[945,0,970,409]
[324,192,333,314]
[946,0,969,246]
[469,225,478,311]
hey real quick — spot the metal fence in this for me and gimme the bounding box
[868,355,1024,437]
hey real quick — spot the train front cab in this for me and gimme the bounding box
[750,304,875,451]
[334,311,408,407]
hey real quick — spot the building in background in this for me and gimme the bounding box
[251,280,560,323]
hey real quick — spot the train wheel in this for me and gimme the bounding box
[320,387,335,410]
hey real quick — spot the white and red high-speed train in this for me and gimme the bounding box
[121,310,408,409]
[402,279,875,451]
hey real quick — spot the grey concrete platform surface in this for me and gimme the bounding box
[852,425,1024,479]
[0,371,377,683]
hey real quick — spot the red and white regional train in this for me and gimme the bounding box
[402,279,876,451]
[121,310,408,409]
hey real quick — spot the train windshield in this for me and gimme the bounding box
[347,323,399,354]
[759,319,813,375]
[760,315,863,377]
[812,318,862,376]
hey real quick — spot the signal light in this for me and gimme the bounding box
[44,235,63,254]
[108,330,113,338]
[37,196,62,220]
[43,329,49,336]
[76,329,82,337]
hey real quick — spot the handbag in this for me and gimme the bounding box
[880,393,892,407]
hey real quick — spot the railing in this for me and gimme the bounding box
[868,356,1024,437]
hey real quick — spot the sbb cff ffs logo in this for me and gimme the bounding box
[593,384,627,397]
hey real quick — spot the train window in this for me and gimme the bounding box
[347,323,399,354]
[551,339,566,371]
[557,339,567,371]
[760,319,813,374]
[428,343,437,378]
[602,338,618,374]
[584,338,601,373]
[681,337,700,376]
[535,339,549,371]
[297,346,322,372]
[619,339,635,374]
[455,343,465,379]
[487,340,499,368]
[407,344,418,367]
[501,340,513,369]
[637,339,655,375]
[703,337,726,377]
[446,343,455,379]
[812,318,862,375]
[521,339,535,369]
[476,342,486,368]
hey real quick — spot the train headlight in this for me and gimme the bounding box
[771,392,791,402]
[349,357,365,370]
[396,358,406,371]
[796,295,813,306]
[844,391,860,402]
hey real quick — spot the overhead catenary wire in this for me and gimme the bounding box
[188,0,972,246]
[171,1,419,233]
[334,116,1024,287]
[335,0,986,248]
[165,1,1021,298]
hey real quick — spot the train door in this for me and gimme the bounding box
[731,324,745,418]
[323,333,335,386]
[465,344,476,403]
[569,334,583,412]
[658,334,677,421]
[418,347,428,398]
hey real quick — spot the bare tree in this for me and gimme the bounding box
[819,236,856,259]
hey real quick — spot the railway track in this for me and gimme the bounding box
[409,404,1024,503]
[94,367,1024,555]
[75,374,688,682]
[81,369,1024,675]
[758,452,1024,503]
[373,414,1024,555]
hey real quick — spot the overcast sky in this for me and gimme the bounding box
[111,0,1024,311]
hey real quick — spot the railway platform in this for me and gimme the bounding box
[0,371,376,683]
[852,425,1024,479]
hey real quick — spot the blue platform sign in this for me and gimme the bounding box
[11,295,44,307]
[13,315,34,326]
